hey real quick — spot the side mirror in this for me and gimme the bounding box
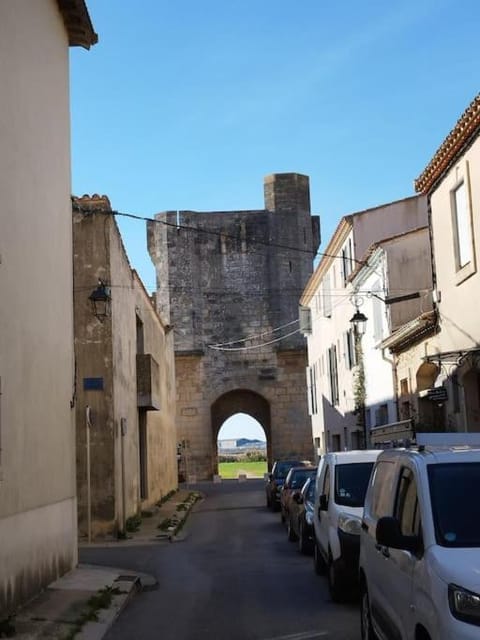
[319,494,328,511]
[268,473,273,481]
[376,517,421,553]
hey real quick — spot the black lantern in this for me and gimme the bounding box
[350,308,368,336]
[89,280,111,322]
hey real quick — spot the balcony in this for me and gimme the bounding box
[136,354,161,410]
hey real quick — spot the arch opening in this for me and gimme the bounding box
[211,389,272,477]
[217,414,267,479]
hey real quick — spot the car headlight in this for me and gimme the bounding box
[449,584,480,626]
[305,511,314,526]
[337,513,362,535]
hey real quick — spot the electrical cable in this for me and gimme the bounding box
[207,328,302,351]
[209,319,299,348]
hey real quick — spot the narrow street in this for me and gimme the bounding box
[80,480,360,640]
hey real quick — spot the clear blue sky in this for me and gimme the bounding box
[70,1,479,439]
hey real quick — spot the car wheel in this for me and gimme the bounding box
[327,553,345,603]
[313,540,326,575]
[360,582,377,640]
[298,522,312,555]
[287,517,297,542]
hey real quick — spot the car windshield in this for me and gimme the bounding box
[289,468,316,489]
[274,461,302,479]
[334,462,374,507]
[428,462,480,547]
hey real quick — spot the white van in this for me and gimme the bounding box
[313,449,380,601]
[359,435,480,640]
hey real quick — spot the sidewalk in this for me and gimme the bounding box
[5,488,202,639]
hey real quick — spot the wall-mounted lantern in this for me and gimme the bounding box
[89,280,111,322]
[349,308,368,336]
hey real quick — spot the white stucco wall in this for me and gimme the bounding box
[0,0,77,614]
[430,137,480,353]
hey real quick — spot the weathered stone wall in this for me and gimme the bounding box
[73,196,177,538]
[148,174,320,478]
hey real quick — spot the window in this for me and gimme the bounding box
[328,345,339,405]
[370,460,397,519]
[342,239,353,285]
[335,462,375,507]
[394,467,421,536]
[307,365,318,415]
[344,329,356,369]
[452,181,473,270]
[375,404,389,426]
[331,434,341,451]
[322,465,331,499]
[323,273,332,318]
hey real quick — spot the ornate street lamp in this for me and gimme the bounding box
[349,308,368,336]
[89,280,111,322]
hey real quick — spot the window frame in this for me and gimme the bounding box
[449,163,476,285]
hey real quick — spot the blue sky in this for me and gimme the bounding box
[70,1,479,439]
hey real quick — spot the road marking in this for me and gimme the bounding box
[264,631,329,640]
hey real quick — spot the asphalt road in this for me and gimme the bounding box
[80,479,361,640]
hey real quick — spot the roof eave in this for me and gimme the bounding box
[414,94,480,195]
[57,0,98,49]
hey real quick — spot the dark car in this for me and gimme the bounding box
[280,466,317,525]
[266,460,309,511]
[287,476,316,554]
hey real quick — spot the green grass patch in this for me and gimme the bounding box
[218,460,267,479]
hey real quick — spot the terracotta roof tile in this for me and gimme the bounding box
[415,94,480,194]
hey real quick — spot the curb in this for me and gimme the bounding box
[75,576,140,640]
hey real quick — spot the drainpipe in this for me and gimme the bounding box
[86,406,93,543]
[120,418,127,535]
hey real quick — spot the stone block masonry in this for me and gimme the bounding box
[148,174,321,478]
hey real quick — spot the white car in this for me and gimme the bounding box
[312,449,381,601]
[359,434,480,640]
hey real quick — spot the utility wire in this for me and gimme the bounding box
[73,204,365,266]
[208,328,302,351]
[209,319,299,348]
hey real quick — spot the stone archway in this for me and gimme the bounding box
[212,390,271,474]
[416,362,444,431]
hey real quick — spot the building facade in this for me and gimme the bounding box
[148,174,320,478]
[414,94,480,432]
[0,0,96,617]
[300,196,427,456]
[73,196,178,538]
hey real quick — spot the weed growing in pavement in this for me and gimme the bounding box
[156,489,176,507]
[62,585,123,640]
[125,514,142,532]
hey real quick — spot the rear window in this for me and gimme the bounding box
[334,462,375,507]
[289,468,316,489]
[428,462,480,547]
[274,461,302,479]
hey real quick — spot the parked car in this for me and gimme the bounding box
[313,450,380,601]
[265,459,309,511]
[286,476,316,554]
[280,466,317,524]
[359,434,480,640]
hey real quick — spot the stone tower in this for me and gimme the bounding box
[148,173,320,479]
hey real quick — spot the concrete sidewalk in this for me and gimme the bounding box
[6,488,202,639]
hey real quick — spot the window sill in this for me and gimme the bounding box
[454,261,476,286]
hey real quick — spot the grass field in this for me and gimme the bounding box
[218,460,267,479]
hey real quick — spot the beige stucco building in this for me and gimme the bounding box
[73,196,178,539]
[413,94,480,431]
[0,0,96,617]
[300,195,427,455]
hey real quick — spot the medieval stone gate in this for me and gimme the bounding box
[148,173,320,480]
